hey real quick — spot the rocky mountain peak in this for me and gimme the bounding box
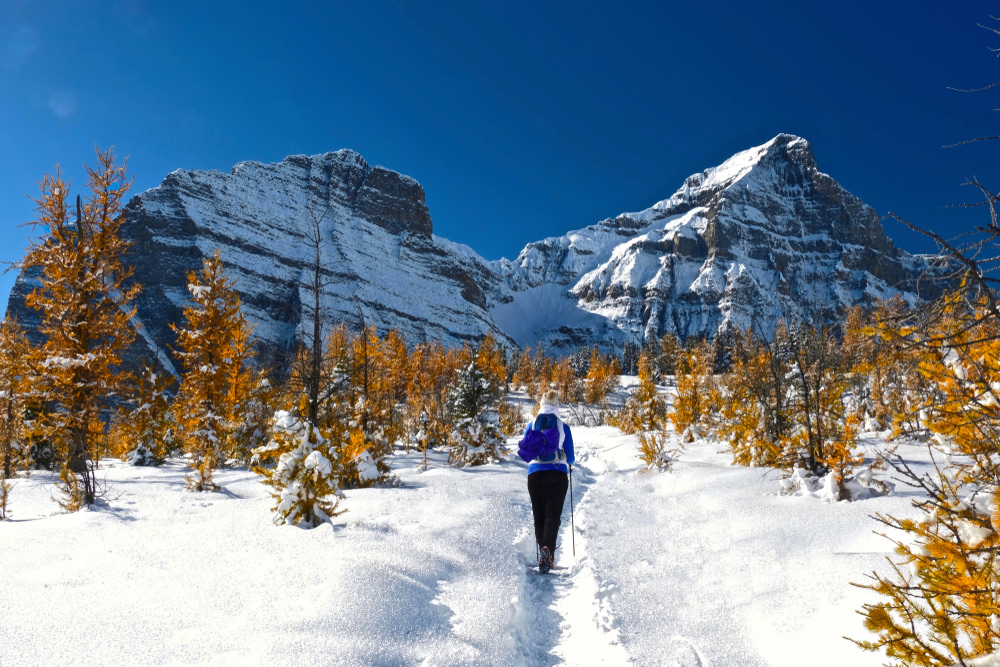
[492,134,942,352]
[5,149,511,376]
[682,133,815,194]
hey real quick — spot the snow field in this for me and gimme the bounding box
[0,460,514,665]
[577,428,922,666]
[1,425,926,666]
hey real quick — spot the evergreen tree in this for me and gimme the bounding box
[446,358,503,466]
[258,324,359,503]
[225,369,274,465]
[569,346,591,378]
[621,341,641,375]
[252,410,345,527]
[19,149,140,509]
[470,335,520,438]
[656,332,682,378]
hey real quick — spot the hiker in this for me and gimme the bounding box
[517,389,575,573]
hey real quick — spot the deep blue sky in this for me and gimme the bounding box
[2,1,998,311]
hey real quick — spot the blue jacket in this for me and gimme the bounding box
[526,419,575,475]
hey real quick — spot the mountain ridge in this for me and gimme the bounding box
[5,134,944,372]
[6,148,514,374]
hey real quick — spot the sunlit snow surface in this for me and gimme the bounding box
[2,390,929,666]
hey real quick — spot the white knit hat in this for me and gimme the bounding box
[539,389,560,407]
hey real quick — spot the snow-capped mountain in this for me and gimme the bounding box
[6,150,513,372]
[5,135,945,371]
[491,134,941,351]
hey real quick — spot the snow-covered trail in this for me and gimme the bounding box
[509,441,632,667]
[2,450,626,666]
[1,427,922,666]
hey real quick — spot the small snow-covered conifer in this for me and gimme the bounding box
[110,365,175,466]
[446,355,503,466]
[344,325,396,484]
[226,369,274,465]
[253,410,344,528]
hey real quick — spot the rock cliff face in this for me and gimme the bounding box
[6,150,512,373]
[490,134,942,352]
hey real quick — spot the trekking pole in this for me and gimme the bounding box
[569,465,576,557]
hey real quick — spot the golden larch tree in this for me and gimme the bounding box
[584,348,620,406]
[784,323,863,497]
[670,338,719,442]
[552,357,580,405]
[19,149,140,509]
[854,293,1000,664]
[620,351,675,470]
[171,250,256,491]
[0,317,32,518]
[715,328,790,467]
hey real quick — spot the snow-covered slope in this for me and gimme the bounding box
[494,134,942,351]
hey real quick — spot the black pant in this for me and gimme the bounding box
[528,470,568,555]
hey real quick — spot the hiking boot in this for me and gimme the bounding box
[539,546,552,574]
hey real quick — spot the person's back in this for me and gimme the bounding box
[517,390,575,573]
